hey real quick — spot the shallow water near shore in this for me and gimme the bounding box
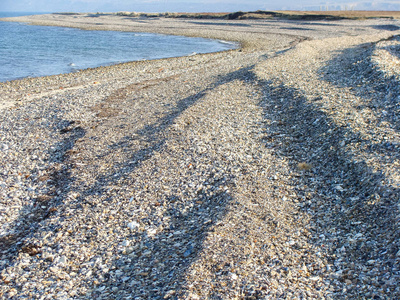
[0,12,236,82]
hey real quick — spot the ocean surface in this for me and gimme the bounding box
[0,12,237,82]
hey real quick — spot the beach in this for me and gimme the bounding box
[0,13,400,299]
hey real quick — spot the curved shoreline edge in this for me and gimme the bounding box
[0,22,239,84]
[0,13,400,299]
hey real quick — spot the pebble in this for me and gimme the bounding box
[127,221,139,230]
[121,240,130,247]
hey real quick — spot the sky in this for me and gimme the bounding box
[1,0,400,13]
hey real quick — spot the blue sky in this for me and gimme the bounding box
[1,0,399,13]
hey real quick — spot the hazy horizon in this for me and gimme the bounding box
[1,0,400,13]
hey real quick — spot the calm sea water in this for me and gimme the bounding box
[0,12,237,82]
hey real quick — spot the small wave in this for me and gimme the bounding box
[218,40,236,45]
[218,40,239,50]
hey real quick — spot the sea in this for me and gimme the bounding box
[0,12,237,82]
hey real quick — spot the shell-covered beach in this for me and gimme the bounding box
[0,13,400,299]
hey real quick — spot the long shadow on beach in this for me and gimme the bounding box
[0,70,238,298]
[321,38,400,133]
[0,61,256,299]
[257,72,400,297]
[68,66,258,299]
[0,119,85,272]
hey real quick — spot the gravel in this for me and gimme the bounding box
[0,13,400,299]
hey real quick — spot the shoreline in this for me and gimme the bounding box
[1,13,400,299]
[0,17,240,88]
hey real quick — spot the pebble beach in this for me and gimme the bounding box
[0,13,400,299]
